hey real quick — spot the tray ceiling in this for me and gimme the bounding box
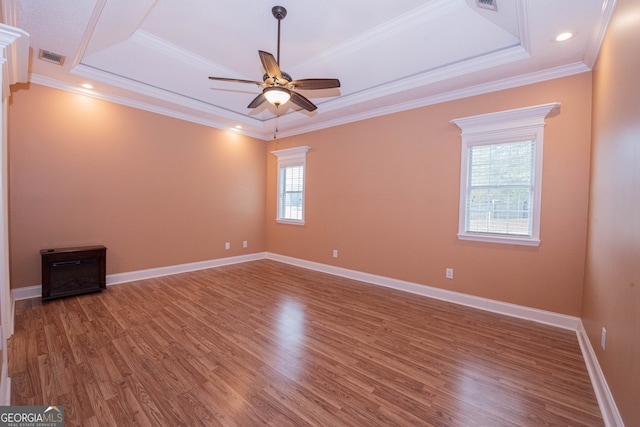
[8,0,614,139]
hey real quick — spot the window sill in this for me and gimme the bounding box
[457,232,540,247]
[276,219,305,226]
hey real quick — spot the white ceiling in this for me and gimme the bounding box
[7,0,614,140]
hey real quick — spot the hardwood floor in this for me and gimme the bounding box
[9,260,603,426]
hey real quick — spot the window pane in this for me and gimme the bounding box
[467,187,532,235]
[283,191,303,219]
[470,141,534,186]
[466,141,534,236]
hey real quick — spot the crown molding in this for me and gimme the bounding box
[0,24,29,99]
[583,0,617,68]
[30,58,588,142]
[28,74,267,140]
[273,62,588,139]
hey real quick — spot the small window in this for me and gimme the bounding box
[451,103,560,246]
[272,146,310,225]
[279,165,304,221]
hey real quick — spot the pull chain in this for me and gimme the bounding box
[273,106,279,139]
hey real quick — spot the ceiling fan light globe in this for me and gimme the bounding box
[264,87,291,106]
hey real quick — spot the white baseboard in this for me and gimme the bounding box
[11,285,40,302]
[266,253,581,331]
[11,252,269,301]
[1,350,9,406]
[13,251,580,330]
[105,252,267,285]
[8,251,620,423]
[0,376,9,406]
[576,321,625,427]
[14,251,578,331]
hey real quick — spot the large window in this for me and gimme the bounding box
[272,146,310,225]
[451,103,560,246]
[466,140,535,236]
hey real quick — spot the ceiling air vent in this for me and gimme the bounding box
[38,49,65,66]
[476,0,498,11]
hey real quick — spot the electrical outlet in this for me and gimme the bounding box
[225,242,230,250]
[243,240,248,248]
[601,327,607,350]
[332,249,338,258]
[446,268,454,279]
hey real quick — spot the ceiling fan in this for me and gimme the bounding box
[208,6,340,112]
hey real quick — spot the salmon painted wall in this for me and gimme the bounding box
[8,83,266,288]
[267,74,592,316]
[583,0,640,424]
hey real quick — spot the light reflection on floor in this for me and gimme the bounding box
[274,297,306,379]
[452,356,526,423]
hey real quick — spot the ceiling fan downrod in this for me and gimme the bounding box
[272,6,287,65]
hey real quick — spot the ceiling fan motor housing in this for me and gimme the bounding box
[263,71,292,84]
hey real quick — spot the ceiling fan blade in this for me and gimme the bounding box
[209,76,263,85]
[258,50,282,79]
[247,93,267,109]
[289,78,341,90]
[290,91,317,112]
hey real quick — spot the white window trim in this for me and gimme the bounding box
[451,103,560,247]
[272,146,310,225]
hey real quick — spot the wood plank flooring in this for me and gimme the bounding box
[9,260,603,426]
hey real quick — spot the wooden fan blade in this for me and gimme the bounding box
[289,78,341,90]
[290,91,317,112]
[258,50,282,79]
[247,93,267,109]
[209,76,263,85]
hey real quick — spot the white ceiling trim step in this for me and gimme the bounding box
[515,0,531,53]
[289,0,467,75]
[126,30,247,78]
[309,43,530,117]
[70,64,264,126]
[78,0,531,128]
[272,62,590,140]
[69,0,107,69]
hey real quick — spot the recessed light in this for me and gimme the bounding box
[555,32,573,42]
[235,125,242,129]
[80,83,94,89]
